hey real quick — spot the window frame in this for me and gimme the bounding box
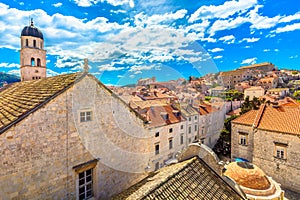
[238,131,248,146]
[155,143,160,155]
[180,134,184,145]
[169,138,173,149]
[274,142,287,160]
[78,168,93,200]
[73,159,98,200]
[80,110,93,123]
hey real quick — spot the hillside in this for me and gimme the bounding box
[0,72,20,86]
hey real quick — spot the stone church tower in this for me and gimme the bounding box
[20,19,46,81]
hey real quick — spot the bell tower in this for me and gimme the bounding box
[20,19,46,81]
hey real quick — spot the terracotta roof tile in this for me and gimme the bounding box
[0,72,84,134]
[147,105,183,128]
[232,105,300,135]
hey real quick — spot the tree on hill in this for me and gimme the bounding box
[240,96,261,115]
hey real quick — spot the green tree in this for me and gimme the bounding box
[293,90,300,100]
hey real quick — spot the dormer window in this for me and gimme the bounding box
[160,112,169,120]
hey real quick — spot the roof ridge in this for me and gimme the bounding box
[252,104,266,128]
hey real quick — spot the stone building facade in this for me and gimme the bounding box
[0,73,154,199]
[231,104,300,193]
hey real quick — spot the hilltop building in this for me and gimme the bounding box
[20,19,46,81]
[218,62,275,89]
[231,104,300,193]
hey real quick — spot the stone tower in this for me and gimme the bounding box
[20,19,46,81]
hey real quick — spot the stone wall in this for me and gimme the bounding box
[253,130,300,193]
[0,75,150,199]
[231,123,254,162]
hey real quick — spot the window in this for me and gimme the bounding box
[33,40,36,47]
[194,125,197,131]
[155,144,159,155]
[180,134,184,145]
[276,148,284,159]
[26,39,28,46]
[274,142,287,160]
[78,169,93,200]
[169,138,173,149]
[239,132,248,146]
[80,111,92,122]
[188,126,191,134]
[155,132,159,137]
[37,58,41,66]
[240,135,247,145]
[180,125,184,129]
[31,57,35,66]
[195,116,197,120]
[189,117,191,121]
[169,128,173,133]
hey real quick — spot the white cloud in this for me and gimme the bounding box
[241,57,257,65]
[219,35,235,44]
[209,16,248,35]
[47,69,60,77]
[240,37,260,43]
[129,65,155,72]
[263,49,270,52]
[134,9,187,27]
[209,48,224,53]
[52,2,62,7]
[213,55,223,59]
[0,63,19,68]
[248,5,281,29]
[98,64,125,71]
[7,69,20,77]
[275,23,300,33]
[279,12,300,23]
[289,55,298,59]
[188,0,257,22]
[73,0,134,7]
[200,37,217,43]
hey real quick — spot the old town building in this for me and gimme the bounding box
[0,72,156,199]
[231,104,300,193]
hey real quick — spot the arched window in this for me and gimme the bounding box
[31,58,35,66]
[33,40,36,47]
[37,58,41,66]
[26,39,28,46]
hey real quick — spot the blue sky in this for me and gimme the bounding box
[0,0,299,85]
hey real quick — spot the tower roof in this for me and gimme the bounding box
[21,19,43,39]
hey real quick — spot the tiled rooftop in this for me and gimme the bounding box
[147,105,183,127]
[0,72,84,134]
[232,105,300,135]
[112,156,245,200]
